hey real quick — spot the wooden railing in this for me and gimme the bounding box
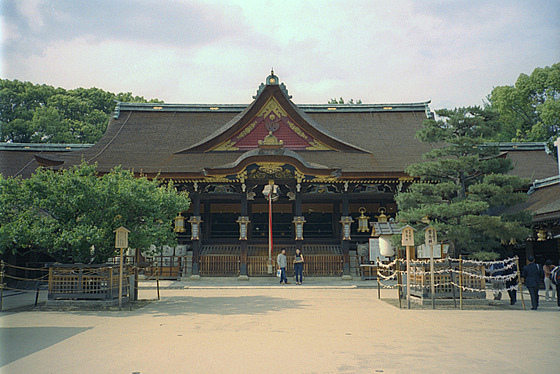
[246,255,344,277]
[143,256,186,279]
[247,256,272,276]
[48,264,129,300]
[410,262,486,299]
[302,255,344,276]
[199,255,240,276]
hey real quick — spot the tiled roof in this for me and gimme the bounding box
[371,222,402,236]
[501,176,560,223]
[1,76,557,182]
[40,78,436,177]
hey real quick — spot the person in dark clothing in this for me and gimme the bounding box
[554,259,560,310]
[522,256,544,310]
[293,248,304,285]
[505,261,518,305]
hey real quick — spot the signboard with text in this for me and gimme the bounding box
[114,226,130,249]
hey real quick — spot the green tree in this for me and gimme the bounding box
[0,162,189,263]
[116,92,163,103]
[327,97,362,105]
[0,79,163,144]
[395,106,532,259]
[488,63,560,148]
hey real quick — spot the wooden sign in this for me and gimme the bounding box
[401,225,415,246]
[114,226,130,249]
[424,225,437,246]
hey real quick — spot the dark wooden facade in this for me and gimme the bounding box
[5,72,557,276]
[22,72,435,277]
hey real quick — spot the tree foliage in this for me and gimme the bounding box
[328,97,362,105]
[0,79,163,144]
[0,162,189,263]
[488,63,560,148]
[395,106,532,259]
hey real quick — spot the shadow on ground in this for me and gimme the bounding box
[146,295,309,316]
[0,326,91,367]
[13,294,309,318]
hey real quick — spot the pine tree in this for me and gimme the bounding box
[395,106,532,259]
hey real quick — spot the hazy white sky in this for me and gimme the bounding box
[2,0,559,110]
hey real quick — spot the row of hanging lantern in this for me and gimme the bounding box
[173,213,202,241]
[175,208,556,245]
[174,213,308,241]
[173,205,374,241]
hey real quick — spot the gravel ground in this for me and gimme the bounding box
[1,286,559,374]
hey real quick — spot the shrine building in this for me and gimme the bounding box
[4,72,557,277]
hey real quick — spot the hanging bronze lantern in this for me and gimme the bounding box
[357,207,370,233]
[293,216,306,240]
[237,216,250,240]
[173,212,186,233]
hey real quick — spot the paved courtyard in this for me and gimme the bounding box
[1,283,559,374]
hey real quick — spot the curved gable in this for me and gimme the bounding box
[176,73,369,154]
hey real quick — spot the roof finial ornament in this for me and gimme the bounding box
[253,69,292,99]
[267,70,278,85]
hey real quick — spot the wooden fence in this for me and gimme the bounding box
[198,244,343,277]
[48,264,129,300]
[247,256,271,276]
[300,255,344,276]
[410,262,486,299]
[143,256,186,279]
[241,255,344,277]
[199,255,240,276]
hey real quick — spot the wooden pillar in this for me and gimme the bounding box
[342,192,350,276]
[240,192,248,276]
[191,192,201,276]
[295,191,303,252]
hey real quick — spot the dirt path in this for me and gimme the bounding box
[1,288,559,373]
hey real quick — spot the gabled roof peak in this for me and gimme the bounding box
[267,68,278,85]
[253,70,292,99]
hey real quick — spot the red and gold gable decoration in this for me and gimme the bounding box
[211,98,333,151]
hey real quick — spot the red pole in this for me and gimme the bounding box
[268,194,273,262]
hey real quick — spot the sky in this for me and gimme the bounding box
[1,0,559,111]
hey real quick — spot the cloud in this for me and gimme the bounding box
[2,0,559,111]
[2,0,247,58]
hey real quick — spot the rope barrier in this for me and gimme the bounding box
[1,284,48,292]
[3,273,49,281]
[2,263,50,271]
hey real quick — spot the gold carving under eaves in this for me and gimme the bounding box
[257,98,288,119]
[236,121,257,141]
[308,175,339,183]
[202,175,235,183]
[258,133,283,148]
[212,140,239,151]
[306,139,333,151]
[248,163,294,180]
[236,170,247,184]
[287,121,308,140]
[258,163,283,174]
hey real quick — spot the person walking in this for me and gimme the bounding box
[293,248,304,285]
[543,259,556,301]
[522,256,544,310]
[277,248,289,284]
[552,260,560,310]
